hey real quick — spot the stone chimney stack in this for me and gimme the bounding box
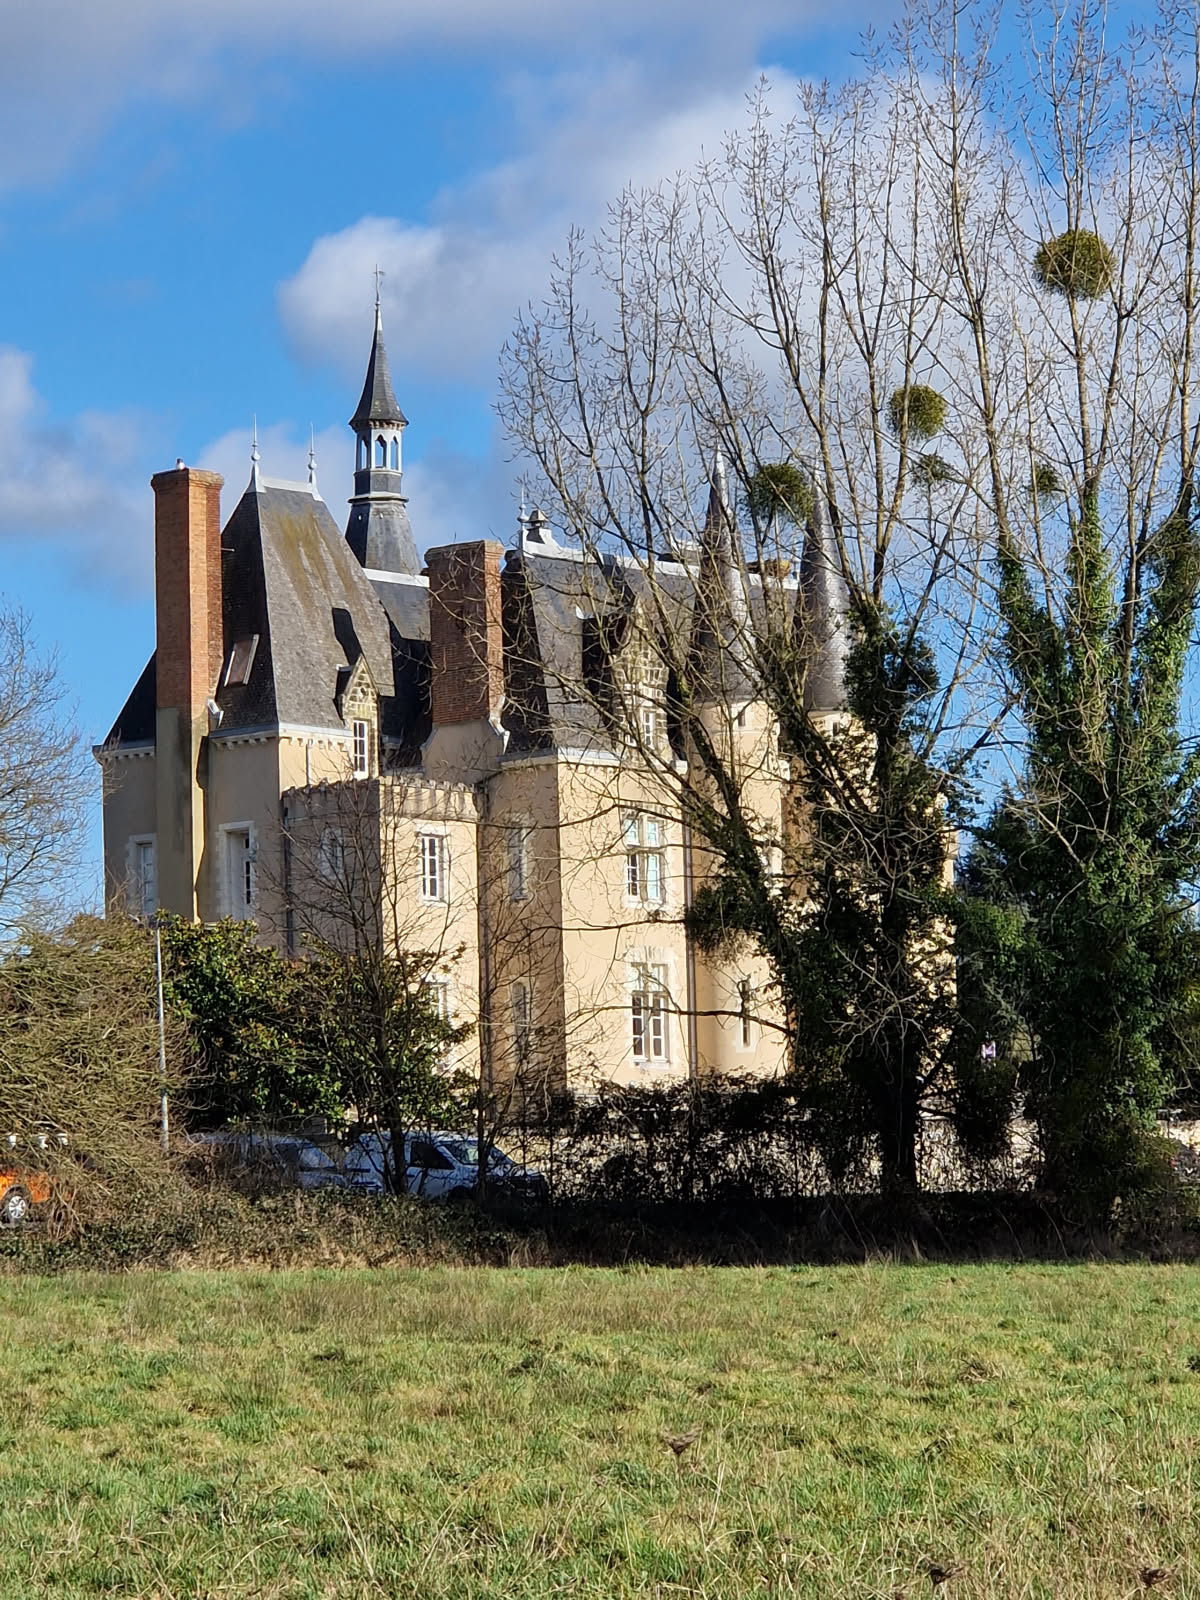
[150,464,224,917]
[422,540,508,781]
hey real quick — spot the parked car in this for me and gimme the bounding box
[190,1131,346,1191]
[0,1166,52,1226]
[344,1131,548,1202]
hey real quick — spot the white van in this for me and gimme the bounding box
[344,1131,547,1201]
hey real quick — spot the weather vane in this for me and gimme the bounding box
[374,263,385,306]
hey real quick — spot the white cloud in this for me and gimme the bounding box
[0,0,856,191]
[198,420,350,505]
[0,346,152,584]
[279,64,773,386]
[277,61,798,551]
[402,436,524,554]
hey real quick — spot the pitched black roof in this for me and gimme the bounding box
[103,652,156,746]
[689,455,756,704]
[346,495,421,575]
[368,576,431,763]
[349,306,408,430]
[796,494,850,714]
[216,479,397,731]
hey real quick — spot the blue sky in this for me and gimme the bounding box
[0,0,894,893]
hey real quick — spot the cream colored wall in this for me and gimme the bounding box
[553,759,691,1089]
[282,776,484,1086]
[98,753,156,910]
[203,738,290,938]
[103,696,797,1092]
[477,761,567,1091]
[689,701,791,1077]
[381,800,482,1084]
[475,742,794,1092]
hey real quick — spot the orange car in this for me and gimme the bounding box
[0,1168,51,1226]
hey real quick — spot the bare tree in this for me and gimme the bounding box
[0,606,88,928]
[499,0,1200,1199]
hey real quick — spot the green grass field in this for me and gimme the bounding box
[0,1263,1199,1597]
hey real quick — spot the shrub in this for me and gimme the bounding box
[1028,462,1066,503]
[887,384,948,441]
[745,462,814,528]
[911,452,959,489]
[0,913,183,1231]
[1033,230,1115,300]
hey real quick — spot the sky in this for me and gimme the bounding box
[0,0,897,895]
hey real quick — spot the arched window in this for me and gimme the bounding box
[389,437,399,469]
[356,438,366,470]
[375,436,387,467]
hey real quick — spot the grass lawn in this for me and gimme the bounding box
[0,1263,1198,1597]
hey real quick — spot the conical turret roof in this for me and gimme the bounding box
[690,449,755,703]
[796,488,850,714]
[349,303,408,430]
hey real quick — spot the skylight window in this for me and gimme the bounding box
[222,634,259,688]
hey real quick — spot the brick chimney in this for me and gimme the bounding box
[150,465,224,917]
[152,466,225,716]
[422,540,507,782]
[425,541,505,726]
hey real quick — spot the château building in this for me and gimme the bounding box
[97,305,849,1092]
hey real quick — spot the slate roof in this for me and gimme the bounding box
[689,454,756,704]
[215,480,397,731]
[368,576,431,764]
[103,652,156,746]
[346,495,421,576]
[796,492,850,714]
[501,484,850,754]
[349,306,408,429]
[502,535,734,755]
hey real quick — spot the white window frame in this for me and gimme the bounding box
[736,977,756,1052]
[623,811,666,904]
[220,823,257,920]
[631,963,670,1063]
[506,823,532,901]
[419,832,448,903]
[318,827,346,882]
[351,718,372,778]
[127,834,156,919]
[426,977,452,1023]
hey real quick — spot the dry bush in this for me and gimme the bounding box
[0,912,183,1230]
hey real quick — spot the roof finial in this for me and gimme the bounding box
[250,415,261,490]
[308,424,318,491]
[518,478,528,540]
[373,263,385,321]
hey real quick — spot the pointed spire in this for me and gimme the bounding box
[345,296,420,575]
[704,445,733,537]
[249,416,261,490]
[692,446,754,703]
[308,424,318,490]
[796,485,850,714]
[349,296,407,431]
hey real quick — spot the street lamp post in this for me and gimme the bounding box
[153,918,170,1154]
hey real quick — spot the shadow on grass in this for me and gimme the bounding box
[2,1185,1200,1272]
